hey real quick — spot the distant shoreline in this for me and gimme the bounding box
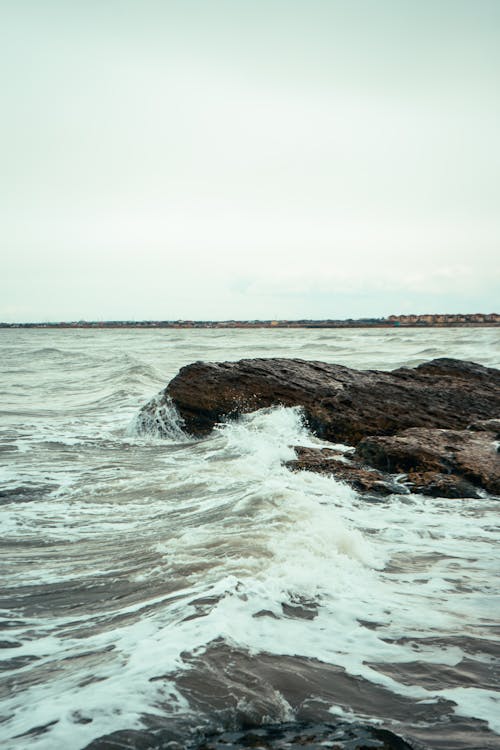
[1,318,499,330]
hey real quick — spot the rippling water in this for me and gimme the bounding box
[1,327,499,750]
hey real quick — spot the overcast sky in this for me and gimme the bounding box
[1,0,499,322]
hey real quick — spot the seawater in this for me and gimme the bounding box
[0,327,499,750]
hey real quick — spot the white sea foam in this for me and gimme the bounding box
[1,327,499,748]
[127,392,189,441]
[437,688,500,734]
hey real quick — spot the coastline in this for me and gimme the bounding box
[1,321,499,330]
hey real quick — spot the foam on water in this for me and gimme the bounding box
[1,327,499,749]
[128,392,189,441]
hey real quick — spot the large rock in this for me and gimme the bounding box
[356,428,500,496]
[286,444,492,499]
[143,357,500,444]
[138,357,500,497]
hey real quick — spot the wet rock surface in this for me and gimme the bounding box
[196,721,419,749]
[83,721,421,750]
[287,429,499,498]
[356,428,500,496]
[467,417,500,435]
[140,357,500,497]
[155,357,500,443]
[404,471,481,499]
[285,447,402,496]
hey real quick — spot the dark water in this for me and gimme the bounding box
[0,327,499,749]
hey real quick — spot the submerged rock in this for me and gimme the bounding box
[196,721,420,749]
[83,721,421,750]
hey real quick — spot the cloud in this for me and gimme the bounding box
[0,1,499,321]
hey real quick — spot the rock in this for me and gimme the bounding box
[138,357,500,497]
[468,418,500,437]
[146,357,500,443]
[356,428,500,496]
[196,721,418,749]
[405,471,481,499]
[292,446,345,461]
[286,447,401,496]
[83,722,420,750]
[82,729,164,749]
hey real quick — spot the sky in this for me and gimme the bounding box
[1,0,499,322]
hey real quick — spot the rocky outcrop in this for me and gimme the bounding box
[150,357,500,443]
[356,428,500,497]
[285,429,500,499]
[285,447,403,496]
[139,357,500,497]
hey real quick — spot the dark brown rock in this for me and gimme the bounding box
[468,418,500,437]
[405,471,481,499]
[145,357,500,443]
[356,428,500,496]
[285,447,400,496]
[292,446,345,461]
[138,357,500,497]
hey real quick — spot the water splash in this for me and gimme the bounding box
[128,392,188,441]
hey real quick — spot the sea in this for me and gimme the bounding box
[0,326,499,750]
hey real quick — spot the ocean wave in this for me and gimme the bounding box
[2,328,500,749]
[129,393,189,441]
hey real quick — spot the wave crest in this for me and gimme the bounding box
[128,393,187,440]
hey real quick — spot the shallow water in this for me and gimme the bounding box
[0,327,499,749]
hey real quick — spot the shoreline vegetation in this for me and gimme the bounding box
[1,313,499,329]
